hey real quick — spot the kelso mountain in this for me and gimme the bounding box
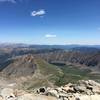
[0,44,100,100]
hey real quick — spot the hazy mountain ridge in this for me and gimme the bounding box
[38,49,100,68]
[0,43,100,49]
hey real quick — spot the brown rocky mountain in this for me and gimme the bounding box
[1,55,37,77]
[0,53,63,88]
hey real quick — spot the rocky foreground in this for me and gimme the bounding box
[0,80,100,100]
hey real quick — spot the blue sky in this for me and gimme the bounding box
[0,0,100,45]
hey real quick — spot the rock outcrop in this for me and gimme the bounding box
[35,80,100,100]
[0,80,100,100]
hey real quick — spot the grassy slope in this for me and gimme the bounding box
[22,58,63,90]
[36,58,63,77]
[55,65,100,86]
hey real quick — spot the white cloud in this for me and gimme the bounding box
[31,9,46,17]
[45,34,57,38]
[0,0,16,3]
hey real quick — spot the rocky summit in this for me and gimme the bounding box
[0,80,100,100]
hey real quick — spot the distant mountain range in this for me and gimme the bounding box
[0,43,100,49]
